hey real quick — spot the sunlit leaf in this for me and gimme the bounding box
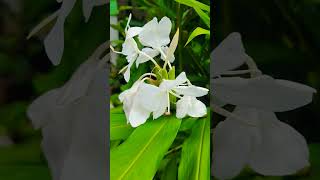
[110,112,134,140]
[185,27,210,46]
[178,115,210,180]
[110,116,181,179]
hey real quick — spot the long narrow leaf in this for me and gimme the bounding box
[178,115,210,180]
[110,112,134,140]
[111,116,181,180]
[175,0,210,12]
[193,6,210,28]
[185,27,210,46]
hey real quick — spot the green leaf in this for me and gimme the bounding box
[175,0,210,12]
[175,0,210,27]
[193,6,210,28]
[185,27,210,46]
[110,112,134,140]
[161,156,178,180]
[178,116,210,180]
[110,116,181,180]
[179,117,198,131]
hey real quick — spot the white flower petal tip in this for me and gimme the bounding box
[44,20,64,66]
[176,96,207,119]
[138,16,172,49]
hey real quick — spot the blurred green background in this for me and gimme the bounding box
[0,0,107,179]
[213,0,320,179]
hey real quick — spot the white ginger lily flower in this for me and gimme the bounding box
[176,96,207,119]
[136,72,208,120]
[138,16,175,63]
[119,80,154,127]
[212,107,310,179]
[27,41,109,180]
[28,0,108,65]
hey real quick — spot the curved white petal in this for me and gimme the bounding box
[136,48,159,67]
[161,46,175,63]
[122,38,138,57]
[128,103,151,127]
[152,93,168,119]
[124,57,136,82]
[126,27,143,39]
[213,75,316,112]
[211,32,247,77]
[174,85,208,97]
[138,17,158,47]
[176,98,188,118]
[212,119,252,179]
[138,17,171,49]
[157,16,172,46]
[188,97,207,117]
[160,72,187,91]
[136,83,162,111]
[249,112,310,176]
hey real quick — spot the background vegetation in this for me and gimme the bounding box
[0,0,107,179]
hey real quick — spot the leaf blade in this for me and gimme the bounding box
[111,116,181,180]
[185,27,210,46]
[178,115,210,180]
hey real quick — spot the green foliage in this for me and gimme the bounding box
[110,116,181,180]
[178,115,210,180]
[185,27,210,46]
[110,111,134,141]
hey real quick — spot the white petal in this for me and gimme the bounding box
[126,27,143,39]
[211,32,247,77]
[124,57,136,82]
[128,103,151,127]
[44,0,76,65]
[161,46,175,63]
[174,85,208,97]
[138,17,158,47]
[160,72,188,91]
[187,97,207,117]
[138,17,171,49]
[157,17,172,46]
[152,94,167,119]
[212,119,252,179]
[136,83,162,111]
[213,75,316,112]
[136,48,159,67]
[122,38,138,57]
[176,98,188,118]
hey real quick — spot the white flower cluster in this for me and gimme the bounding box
[112,14,209,127]
[211,33,317,179]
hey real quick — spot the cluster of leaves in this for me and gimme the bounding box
[110,0,211,179]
